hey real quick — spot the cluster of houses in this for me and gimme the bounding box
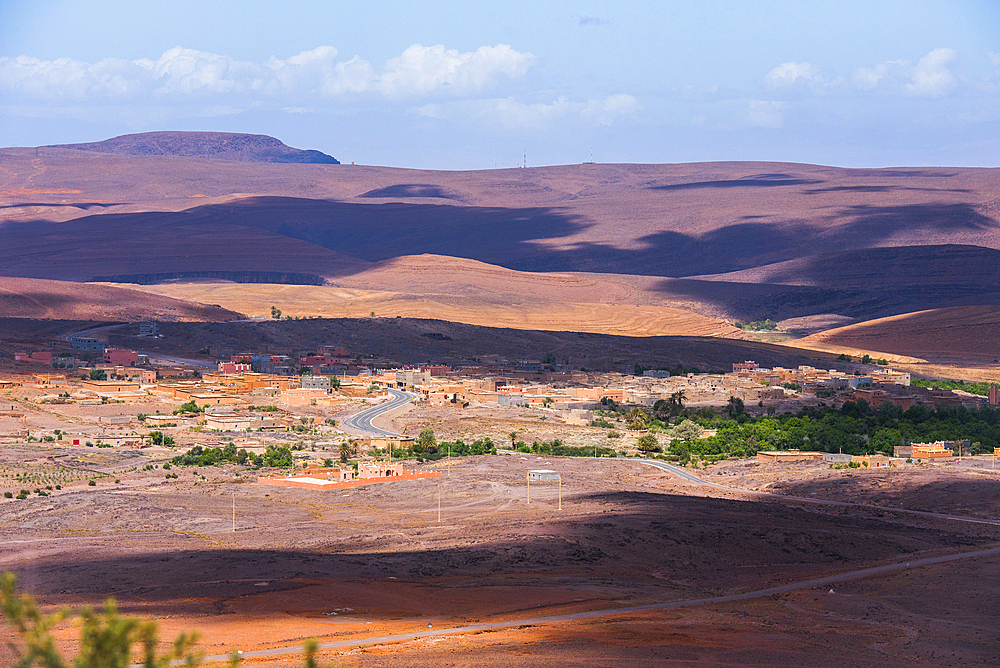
[257,460,441,490]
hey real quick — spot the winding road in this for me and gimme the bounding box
[61,323,215,369]
[341,388,416,437]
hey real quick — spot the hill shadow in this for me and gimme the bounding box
[1,197,997,316]
[652,245,1000,321]
[651,173,822,190]
[5,489,985,613]
[358,184,464,200]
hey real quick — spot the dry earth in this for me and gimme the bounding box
[1,449,999,667]
[112,254,738,338]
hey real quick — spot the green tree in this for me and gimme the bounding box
[726,396,745,417]
[626,408,649,430]
[671,419,703,441]
[338,440,357,464]
[263,445,294,468]
[0,572,226,668]
[172,400,202,415]
[271,306,281,319]
[89,369,107,381]
[542,352,556,365]
[508,430,518,449]
[636,433,660,453]
[417,429,436,453]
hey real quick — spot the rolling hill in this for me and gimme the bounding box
[3,135,1000,345]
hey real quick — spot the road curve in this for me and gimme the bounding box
[341,389,416,437]
[183,544,1000,665]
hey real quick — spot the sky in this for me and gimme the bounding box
[1,0,999,169]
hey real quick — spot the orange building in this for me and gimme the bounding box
[910,442,953,459]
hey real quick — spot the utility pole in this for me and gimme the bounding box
[526,472,530,504]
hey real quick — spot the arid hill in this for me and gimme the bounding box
[795,305,1000,362]
[0,277,239,322]
[46,131,339,164]
[114,254,739,338]
[3,145,1000,331]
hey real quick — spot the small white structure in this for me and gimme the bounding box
[528,469,560,481]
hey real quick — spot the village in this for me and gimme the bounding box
[2,328,998,477]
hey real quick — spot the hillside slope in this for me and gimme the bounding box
[47,131,339,164]
[3,148,1000,328]
[0,277,239,321]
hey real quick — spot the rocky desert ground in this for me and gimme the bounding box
[1,441,999,666]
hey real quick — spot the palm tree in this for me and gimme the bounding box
[508,430,518,449]
[338,440,357,463]
[626,408,649,430]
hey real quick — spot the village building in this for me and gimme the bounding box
[756,449,824,463]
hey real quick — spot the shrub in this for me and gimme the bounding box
[3,492,11,499]
[88,480,96,486]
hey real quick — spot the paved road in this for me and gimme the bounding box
[183,544,1000,665]
[61,323,124,342]
[341,389,416,437]
[61,323,215,369]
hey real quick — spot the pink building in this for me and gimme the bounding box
[358,462,405,479]
[218,362,252,374]
[15,351,54,364]
[103,348,139,367]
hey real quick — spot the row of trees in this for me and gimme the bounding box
[667,400,1000,460]
[170,443,293,468]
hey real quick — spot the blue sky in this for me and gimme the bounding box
[2,0,999,168]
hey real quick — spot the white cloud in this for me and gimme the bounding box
[852,59,910,91]
[853,48,957,97]
[418,94,638,130]
[0,43,536,102]
[765,62,824,89]
[906,47,957,97]
[379,44,536,97]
